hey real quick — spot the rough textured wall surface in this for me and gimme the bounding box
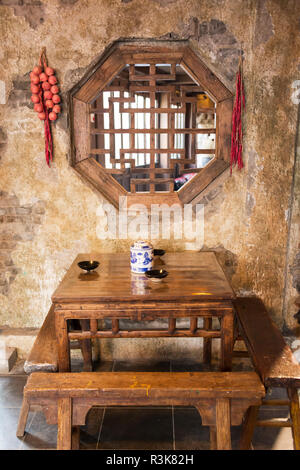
[0,0,299,359]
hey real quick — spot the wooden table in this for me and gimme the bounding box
[52,252,235,372]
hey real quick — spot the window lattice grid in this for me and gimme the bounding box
[90,63,216,193]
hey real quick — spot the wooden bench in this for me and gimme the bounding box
[22,370,264,450]
[18,305,93,437]
[234,297,300,450]
[24,305,58,375]
[17,305,58,438]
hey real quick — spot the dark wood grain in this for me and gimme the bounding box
[180,47,233,102]
[52,252,235,303]
[25,371,264,400]
[178,159,229,205]
[72,98,90,164]
[74,49,126,103]
[74,158,127,209]
[234,297,300,387]
[216,98,233,162]
[239,405,259,450]
[16,397,30,437]
[288,387,300,449]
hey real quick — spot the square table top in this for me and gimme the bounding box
[51,252,235,303]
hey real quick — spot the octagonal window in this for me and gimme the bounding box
[70,41,233,208]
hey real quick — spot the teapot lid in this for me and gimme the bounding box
[131,240,153,249]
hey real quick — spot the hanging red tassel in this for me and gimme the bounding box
[29,48,61,167]
[230,53,245,174]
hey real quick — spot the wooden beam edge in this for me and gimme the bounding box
[178,159,229,205]
[74,158,127,208]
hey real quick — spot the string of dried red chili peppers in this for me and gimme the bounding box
[30,48,61,167]
[230,53,245,174]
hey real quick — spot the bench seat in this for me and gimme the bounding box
[234,297,300,449]
[23,371,265,450]
[234,297,300,388]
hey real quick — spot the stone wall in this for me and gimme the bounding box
[0,0,299,359]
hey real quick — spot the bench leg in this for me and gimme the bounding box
[57,397,72,450]
[80,320,93,372]
[288,387,300,450]
[56,313,71,372]
[16,397,30,437]
[215,398,231,450]
[239,405,259,450]
[203,318,212,364]
[221,311,234,372]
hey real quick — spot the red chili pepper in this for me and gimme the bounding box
[230,56,245,174]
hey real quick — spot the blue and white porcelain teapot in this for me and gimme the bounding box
[130,240,154,274]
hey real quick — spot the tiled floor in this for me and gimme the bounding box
[0,359,295,450]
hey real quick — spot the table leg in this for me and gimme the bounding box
[55,311,70,372]
[288,387,300,450]
[239,405,259,450]
[16,397,30,437]
[80,319,93,372]
[216,398,232,450]
[203,317,212,364]
[221,310,234,371]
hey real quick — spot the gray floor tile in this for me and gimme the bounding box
[80,407,105,449]
[174,407,210,450]
[252,426,294,450]
[71,359,114,373]
[0,376,27,408]
[258,406,290,420]
[251,402,293,450]
[264,387,288,400]
[21,410,57,450]
[93,361,114,372]
[0,359,26,376]
[98,407,173,450]
[0,407,25,450]
[114,360,171,372]
[171,361,212,372]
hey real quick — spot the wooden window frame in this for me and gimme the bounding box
[69,40,233,209]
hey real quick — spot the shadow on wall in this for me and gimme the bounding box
[201,245,238,284]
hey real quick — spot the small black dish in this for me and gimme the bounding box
[78,260,99,272]
[145,269,168,282]
[153,249,166,257]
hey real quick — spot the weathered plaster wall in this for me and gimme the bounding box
[0,0,299,358]
[283,104,300,340]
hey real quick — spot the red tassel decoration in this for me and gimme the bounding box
[230,53,245,174]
